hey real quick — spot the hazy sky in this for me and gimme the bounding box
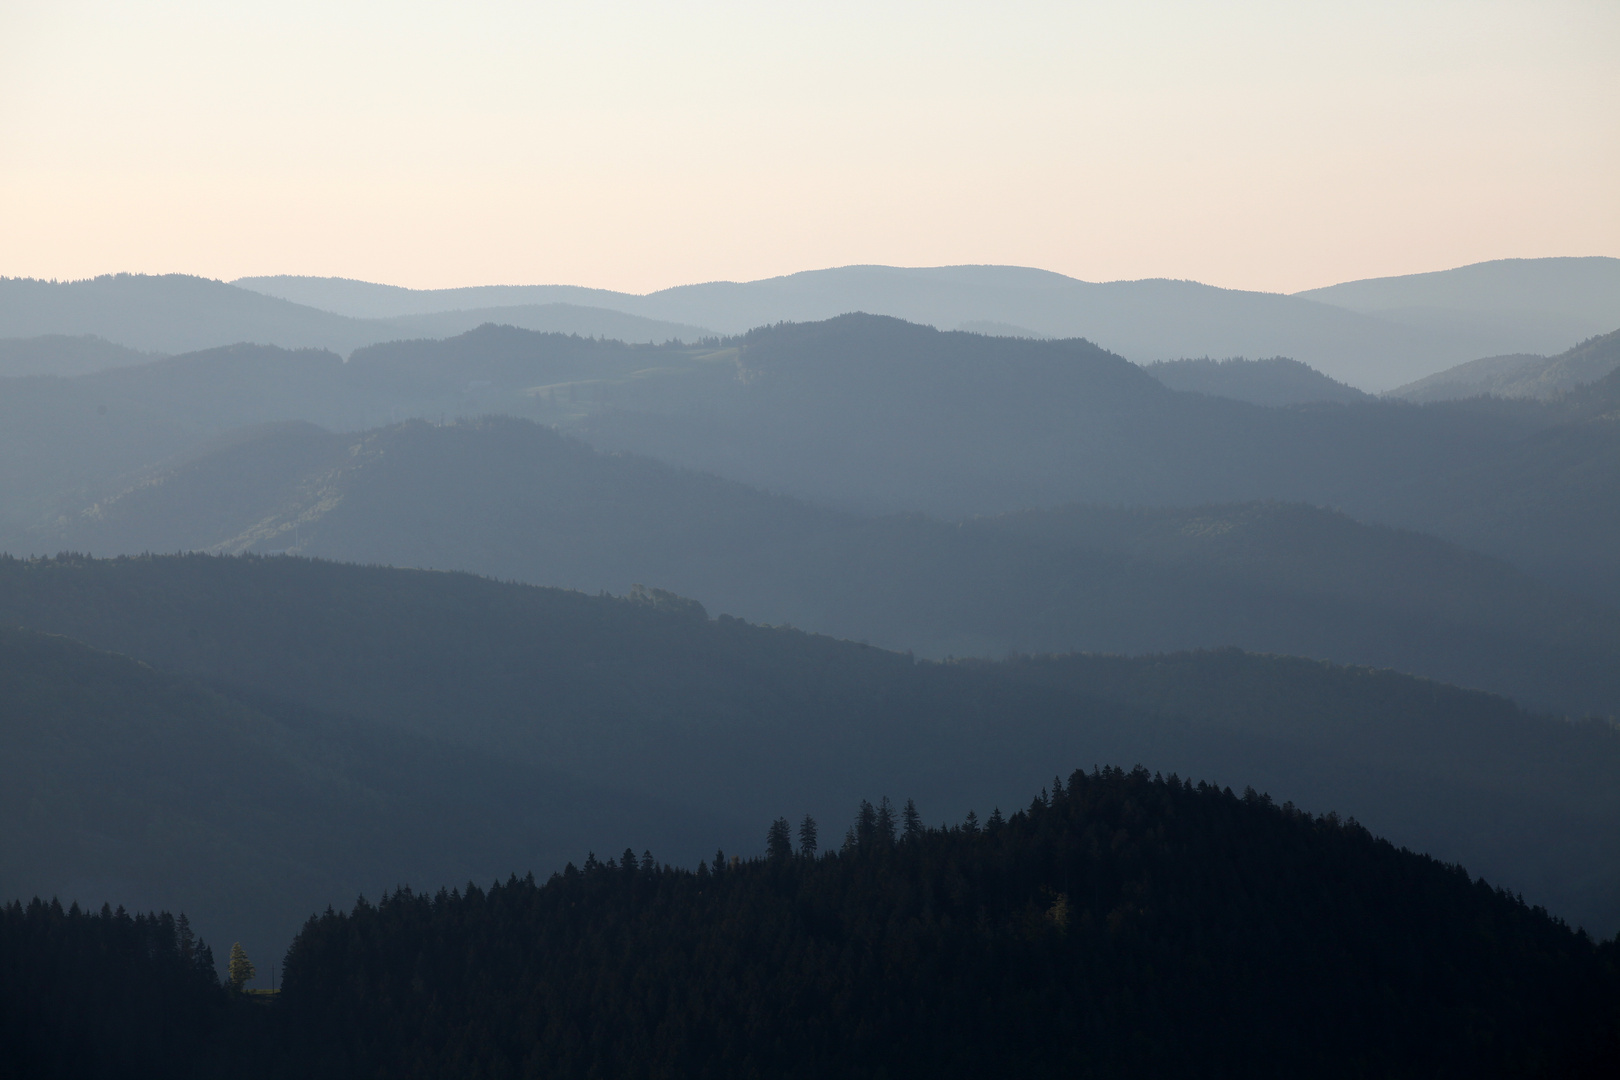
[2,0,1615,294]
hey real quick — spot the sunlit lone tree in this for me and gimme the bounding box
[227,942,256,992]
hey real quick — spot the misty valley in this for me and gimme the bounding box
[3,263,1620,1076]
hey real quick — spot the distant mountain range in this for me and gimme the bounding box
[235,259,1620,391]
[0,274,711,359]
[27,415,1620,720]
[4,317,1617,604]
[6,257,1618,389]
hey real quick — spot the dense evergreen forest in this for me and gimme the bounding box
[6,770,1618,1078]
[0,897,228,1078]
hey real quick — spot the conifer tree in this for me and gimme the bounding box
[856,800,877,848]
[875,797,897,845]
[767,818,793,860]
[902,798,922,841]
[227,942,255,992]
[798,814,818,857]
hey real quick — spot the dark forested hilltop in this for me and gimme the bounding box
[2,552,1619,942]
[277,770,1620,1078]
[11,771,1617,1077]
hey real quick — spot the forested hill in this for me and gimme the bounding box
[276,770,1620,1078]
[5,315,1617,598]
[2,553,1619,945]
[579,314,1620,597]
[10,771,1614,1078]
[1390,327,1620,403]
[37,415,1620,719]
[1144,355,1372,405]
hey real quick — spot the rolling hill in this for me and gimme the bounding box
[1390,328,1620,403]
[12,769,1617,1078]
[1143,356,1371,405]
[271,771,1619,1078]
[1297,256,1620,346]
[0,275,714,356]
[5,315,1616,602]
[0,335,162,378]
[240,258,1620,389]
[1,552,1617,949]
[30,415,1620,720]
[0,619,716,1002]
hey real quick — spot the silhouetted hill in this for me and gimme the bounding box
[1,553,1617,944]
[238,262,1594,390]
[36,416,1620,719]
[0,335,162,378]
[274,771,1620,1079]
[12,772,1617,1078]
[1145,356,1371,404]
[1390,328,1620,402]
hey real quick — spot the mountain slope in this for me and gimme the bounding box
[1390,328,1620,402]
[0,335,163,378]
[0,553,1616,936]
[1144,356,1371,404]
[0,620,727,986]
[8,315,1615,601]
[275,771,1620,1079]
[36,415,1620,719]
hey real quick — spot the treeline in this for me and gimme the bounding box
[7,768,1619,1077]
[0,899,227,1078]
[281,770,1619,1077]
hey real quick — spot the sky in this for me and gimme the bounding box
[1,0,1616,295]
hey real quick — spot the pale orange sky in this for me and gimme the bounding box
[1,0,1616,294]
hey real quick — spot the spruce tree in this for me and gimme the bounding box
[227,942,255,992]
[875,797,897,846]
[798,814,818,857]
[902,799,922,841]
[767,818,793,860]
